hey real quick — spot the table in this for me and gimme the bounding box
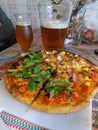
[0,30,98,130]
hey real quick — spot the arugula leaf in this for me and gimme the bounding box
[45,80,71,98]
[28,81,37,91]
[9,72,23,78]
[29,52,43,59]
[22,67,32,78]
[27,74,43,91]
[45,63,55,74]
[45,87,64,98]
[33,65,42,74]
[30,74,43,84]
[46,80,69,88]
[44,70,51,79]
[24,52,43,67]
[43,66,55,79]
[24,59,42,67]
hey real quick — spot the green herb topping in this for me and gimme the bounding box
[45,80,71,98]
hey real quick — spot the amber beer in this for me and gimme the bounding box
[41,24,67,50]
[16,24,33,52]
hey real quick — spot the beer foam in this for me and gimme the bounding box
[42,21,68,29]
[17,22,31,26]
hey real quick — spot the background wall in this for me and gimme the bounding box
[0,0,80,31]
[0,0,40,30]
[0,0,98,31]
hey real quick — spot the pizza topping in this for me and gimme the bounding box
[24,52,43,67]
[9,52,56,93]
[72,73,84,82]
[19,86,27,93]
[90,69,98,82]
[9,77,16,86]
[45,80,71,98]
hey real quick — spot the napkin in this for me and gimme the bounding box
[0,111,47,130]
[0,116,9,130]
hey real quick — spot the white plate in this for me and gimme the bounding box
[0,79,92,130]
[0,118,9,130]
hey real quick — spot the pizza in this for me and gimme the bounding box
[3,49,98,114]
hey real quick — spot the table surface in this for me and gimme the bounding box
[0,30,98,130]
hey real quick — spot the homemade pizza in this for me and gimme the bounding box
[3,50,98,114]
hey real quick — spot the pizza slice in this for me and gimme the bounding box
[4,51,56,104]
[31,68,98,114]
[4,72,41,104]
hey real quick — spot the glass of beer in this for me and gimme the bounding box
[38,0,73,50]
[15,13,33,56]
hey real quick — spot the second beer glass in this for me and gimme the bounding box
[38,0,73,50]
[15,13,33,56]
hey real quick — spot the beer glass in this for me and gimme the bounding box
[15,13,33,56]
[38,0,73,50]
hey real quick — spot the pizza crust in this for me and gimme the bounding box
[31,101,90,114]
[31,85,98,114]
[3,72,40,104]
[87,86,98,100]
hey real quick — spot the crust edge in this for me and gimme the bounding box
[31,101,90,114]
